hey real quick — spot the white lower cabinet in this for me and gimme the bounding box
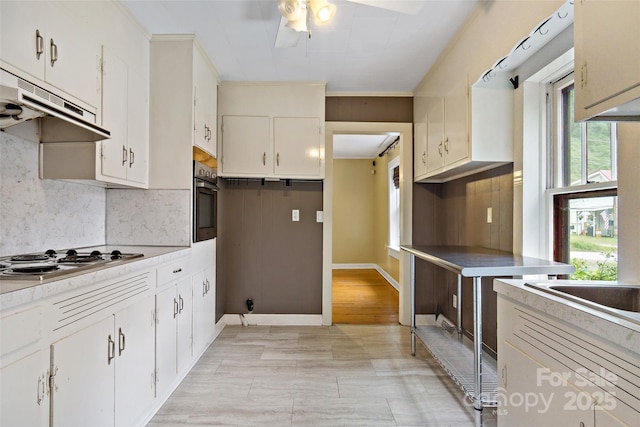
[51,316,115,427]
[499,342,594,427]
[0,349,50,427]
[155,277,193,399]
[50,295,156,427]
[193,267,216,356]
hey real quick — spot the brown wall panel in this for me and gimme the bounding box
[326,96,413,123]
[217,180,323,315]
[412,164,514,353]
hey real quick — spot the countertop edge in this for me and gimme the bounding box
[0,246,191,311]
[494,278,640,355]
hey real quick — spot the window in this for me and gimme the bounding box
[551,78,618,280]
[388,157,400,258]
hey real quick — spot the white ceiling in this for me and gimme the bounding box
[122,0,479,93]
[333,133,398,159]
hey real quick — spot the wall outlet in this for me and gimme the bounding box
[316,211,323,223]
[292,209,300,222]
[487,207,493,224]
[452,294,457,309]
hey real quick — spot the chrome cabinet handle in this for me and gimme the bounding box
[178,295,184,313]
[203,280,206,297]
[107,334,115,365]
[122,145,127,166]
[276,153,280,166]
[118,327,125,356]
[35,30,44,60]
[421,152,426,165]
[444,137,449,153]
[50,38,58,67]
[173,298,179,319]
[129,148,134,167]
[438,142,443,156]
[172,268,182,274]
[262,152,266,166]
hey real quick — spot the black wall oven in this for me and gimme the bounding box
[194,161,218,242]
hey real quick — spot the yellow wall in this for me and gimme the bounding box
[332,148,400,282]
[332,159,376,263]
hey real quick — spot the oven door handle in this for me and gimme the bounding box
[195,181,218,192]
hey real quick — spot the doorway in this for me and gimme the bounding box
[322,123,413,326]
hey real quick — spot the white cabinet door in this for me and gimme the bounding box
[0,2,101,109]
[0,1,48,79]
[176,278,193,375]
[574,0,640,120]
[413,120,428,180]
[126,68,149,185]
[193,267,216,356]
[0,349,50,427]
[193,49,217,156]
[101,51,129,181]
[45,3,101,109]
[443,79,469,166]
[499,342,595,427]
[274,117,322,177]
[220,115,271,176]
[51,316,115,427]
[114,296,156,427]
[426,97,445,174]
[155,285,178,398]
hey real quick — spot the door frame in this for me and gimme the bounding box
[322,121,413,325]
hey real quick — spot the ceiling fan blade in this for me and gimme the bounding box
[347,0,424,15]
[275,16,302,48]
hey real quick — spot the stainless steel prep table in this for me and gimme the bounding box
[401,245,574,410]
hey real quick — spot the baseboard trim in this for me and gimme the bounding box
[416,314,437,326]
[332,263,399,291]
[222,313,323,326]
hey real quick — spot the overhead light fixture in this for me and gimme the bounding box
[278,0,304,21]
[309,0,336,25]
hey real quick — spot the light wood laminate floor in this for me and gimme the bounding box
[148,325,497,426]
[332,269,399,324]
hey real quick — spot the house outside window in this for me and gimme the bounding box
[550,77,618,280]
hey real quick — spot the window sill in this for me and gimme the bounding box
[387,246,400,260]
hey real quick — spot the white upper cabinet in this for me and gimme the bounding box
[414,76,513,183]
[0,1,101,109]
[38,4,150,189]
[193,49,218,157]
[574,0,640,121]
[148,36,219,190]
[219,115,271,177]
[100,49,149,187]
[218,82,326,179]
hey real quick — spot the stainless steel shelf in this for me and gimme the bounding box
[414,325,498,407]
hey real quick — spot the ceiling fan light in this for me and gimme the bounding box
[285,9,308,32]
[310,0,335,25]
[278,0,304,21]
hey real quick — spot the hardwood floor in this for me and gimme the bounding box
[147,325,497,426]
[332,269,399,324]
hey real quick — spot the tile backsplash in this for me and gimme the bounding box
[0,123,106,256]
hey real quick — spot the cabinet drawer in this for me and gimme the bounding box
[0,306,42,362]
[157,257,190,287]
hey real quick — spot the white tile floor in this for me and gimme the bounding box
[148,325,498,427]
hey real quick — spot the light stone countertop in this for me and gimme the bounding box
[0,245,191,311]
[494,278,640,355]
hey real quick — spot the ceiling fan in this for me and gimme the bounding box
[274,0,424,48]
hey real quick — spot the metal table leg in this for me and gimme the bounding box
[473,276,483,410]
[457,274,462,335]
[410,254,416,356]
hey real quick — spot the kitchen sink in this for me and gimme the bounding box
[525,283,640,317]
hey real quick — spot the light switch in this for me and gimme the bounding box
[292,209,300,222]
[487,207,493,224]
[316,211,324,223]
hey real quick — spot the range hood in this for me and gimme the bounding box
[0,68,110,142]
